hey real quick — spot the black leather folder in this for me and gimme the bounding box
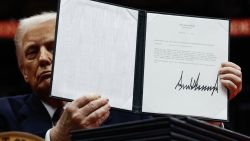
[52,0,229,121]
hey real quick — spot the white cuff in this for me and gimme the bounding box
[45,129,52,141]
[220,122,225,128]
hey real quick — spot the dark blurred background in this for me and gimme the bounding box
[1,0,250,136]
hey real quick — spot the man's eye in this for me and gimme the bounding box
[46,41,54,53]
[26,47,38,60]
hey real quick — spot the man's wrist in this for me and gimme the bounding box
[207,121,224,128]
[50,126,70,141]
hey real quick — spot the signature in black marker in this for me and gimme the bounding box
[174,71,218,95]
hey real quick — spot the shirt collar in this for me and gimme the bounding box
[41,101,57,118]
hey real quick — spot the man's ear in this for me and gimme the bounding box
[19,64,29,83]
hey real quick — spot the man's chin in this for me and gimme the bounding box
[36,79,51,96]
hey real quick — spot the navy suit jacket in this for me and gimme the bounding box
[0,94,150,138]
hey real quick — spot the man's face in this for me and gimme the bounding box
[19,20,55,97]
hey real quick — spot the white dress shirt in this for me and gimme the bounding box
[42,101,56,141]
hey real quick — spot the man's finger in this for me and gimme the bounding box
[219,67,242,78]
[85,103,110,124]
[71,95,101,108]
[79,98,109,116]
[220,74,242,85]
[221,62,241,70]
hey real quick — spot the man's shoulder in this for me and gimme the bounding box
[0,94,33,110]
[0,94,32,102]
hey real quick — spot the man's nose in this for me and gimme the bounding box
[39,46,52,66]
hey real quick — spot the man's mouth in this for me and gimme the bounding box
[38,71,51,82]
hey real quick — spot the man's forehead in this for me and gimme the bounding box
[22,20,55,45]
[28,19,56,32]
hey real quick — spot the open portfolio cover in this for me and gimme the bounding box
[51,0,229,120]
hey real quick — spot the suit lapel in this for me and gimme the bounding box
[17,94,52,137]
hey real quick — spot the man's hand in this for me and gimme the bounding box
[50,95,110,141]
[219,62,242,100]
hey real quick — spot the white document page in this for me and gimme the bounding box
[143,13,229,120]
[52,0,138,110]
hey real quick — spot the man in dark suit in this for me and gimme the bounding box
[0,92,146,138]
[0,12,242,141]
